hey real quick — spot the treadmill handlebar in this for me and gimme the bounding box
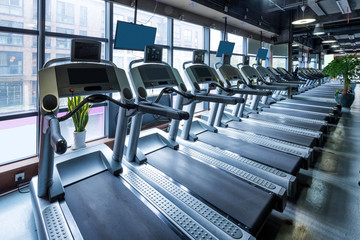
[194,94,244,104]
[138,102,189,120]
[49,117,67,154]
[230,88,272,96]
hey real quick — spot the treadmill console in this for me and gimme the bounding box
[39,39,133,112]
[190,66,216,83]
[222,54,231,65]
[144,45,162,63]
[193,50,206,64]
[138,64,177,88]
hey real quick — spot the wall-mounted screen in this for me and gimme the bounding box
[114,21,156,51]
[256,48,268,60]
[216,41,235,57]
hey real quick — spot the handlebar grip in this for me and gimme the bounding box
[231,89,272,96]
[138,103,189,120]
[50,118,67,154]
[195,94,244,104]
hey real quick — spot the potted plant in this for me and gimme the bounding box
[67,96,90,149]
[323,54,360,108]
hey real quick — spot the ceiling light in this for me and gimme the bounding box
[292,18,316,25]
[334,49,343,52]
[292,5,316,25]
[322,39,336,44]
[313,23,325,35]
[292,43,299,47]
[331,44,340,48]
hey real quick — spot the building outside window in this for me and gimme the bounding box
[273,57,287,69]
[56,1,74,24]
[79,6,87,27]
[174,19,203,49]
[0,0,23,16]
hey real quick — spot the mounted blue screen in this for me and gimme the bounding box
[216,41,235,57]
[114,21,156,51]
[256,49,268,60]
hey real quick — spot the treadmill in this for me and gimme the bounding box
[211,54,317,153]
[30,40,253,240]
[256,66,340,117]
[170,50,311,196]
[124,45,284,236]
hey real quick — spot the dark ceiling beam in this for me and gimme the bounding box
[193,0,281,34]
[264,0,305,13]
[337,38,360,43]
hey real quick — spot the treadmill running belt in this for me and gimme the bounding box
[197,131,303,175]
[64,171,181,240]
[274,103,333,114]
[146,147,276,234]
[262,108,328,121]
[249,114,324,132]
[227,121,315,147]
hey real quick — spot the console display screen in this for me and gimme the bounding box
[194,67,212,79]
[146,67,170,81]
[68,68,109,85]
[72,40,101,62]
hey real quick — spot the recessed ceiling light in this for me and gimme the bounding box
[331,44,340,48]
[292,18,316,25]
[322,39,336,44]
[313,23,325,35]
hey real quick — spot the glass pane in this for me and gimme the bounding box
[58,106,105,147]
[227,33,243,54]
[0,35,37,114]
[209,53,221,68]
[0,0,37,30]
[273,57,287,69]
[0,116,37,165]
[173,50,192,80]
[210,29,222,51]
[113,49,168,71]
[113,4,168,45]
[249,56,257,67]
[46,0,105,38]
[230,55,243,67]
[174,20,203,49]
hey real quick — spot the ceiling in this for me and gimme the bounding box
[157,0,360,55]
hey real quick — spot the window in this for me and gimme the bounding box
[174,20,203,49]
[210,29,222,51]
[0,32,23,46]
[0,81,22,107]
[79,30,87,36]
[0,52,23,75]
[56,1,74,24]
[55,37,72,49]
[80,6,87,27]
[184,29,192,42]
[0,116,37,165]
[113,4,168,45]
[48,0,105,38]
[273,57,287,69]
[0,21,23,46]
[0,0,23,16]
[56,27,74,34]
[227,33,243,54]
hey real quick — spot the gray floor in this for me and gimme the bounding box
[1,85,359,240]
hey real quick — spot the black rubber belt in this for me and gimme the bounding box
[248,114,324,132]
[273,103,333,114]
[227,121,316,147]
[146,147,276,235]
[261,108,328,121]
[64,172,181,240]
[197,131,304,175]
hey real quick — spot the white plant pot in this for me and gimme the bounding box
[72,130,86,150]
